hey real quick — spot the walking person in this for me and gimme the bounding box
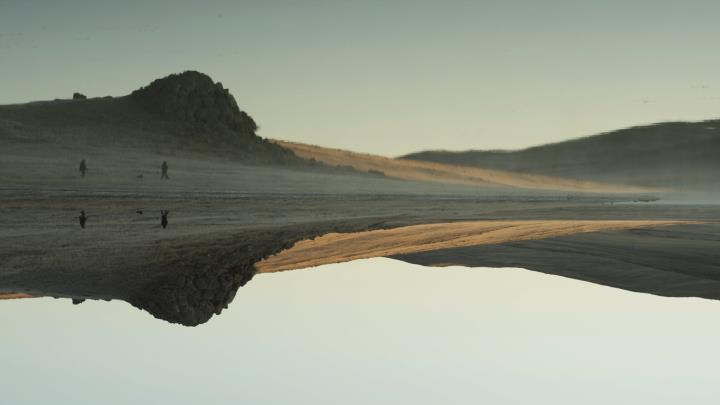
[79,159,87,178]
[160,210,169,229]
[78,210,87,229]
[161,160,169,180]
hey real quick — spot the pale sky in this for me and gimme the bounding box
[2,0,720,156]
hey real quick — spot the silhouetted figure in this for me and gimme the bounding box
[160,210,169,228]
[78,210,87,229]
[161,161,169,180]
[79,159,87,177]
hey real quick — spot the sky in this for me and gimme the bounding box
[2,0,720,156]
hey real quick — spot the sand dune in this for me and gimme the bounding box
[273,140,659,193]
[257,220,692,273]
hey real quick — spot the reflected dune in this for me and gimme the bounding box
[257,220,694,273]
[0,293,33,300]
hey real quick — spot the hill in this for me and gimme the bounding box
[0,71,300,164]
[402,121,720,189]
[0,70,678,193]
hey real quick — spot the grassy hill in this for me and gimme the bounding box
[402,121,720,189]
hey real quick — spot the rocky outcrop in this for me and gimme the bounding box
[0,70,316,165]
[126,70,308,164]
[72,92,87,100]
[131,71,258,137]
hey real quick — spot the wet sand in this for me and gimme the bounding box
[2,137,718,325]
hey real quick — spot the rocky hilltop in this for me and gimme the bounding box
[131,71,259,138]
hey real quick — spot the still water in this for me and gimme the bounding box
[3,258,720,404]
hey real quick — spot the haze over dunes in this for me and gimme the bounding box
[274,140,656,193]
[403,121,720,189]
[257,220,690,273]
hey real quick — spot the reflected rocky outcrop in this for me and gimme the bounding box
[0,221,382,326]
[128,260,256,326]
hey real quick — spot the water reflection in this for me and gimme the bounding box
[2,258,720,404]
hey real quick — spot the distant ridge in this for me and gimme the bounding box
[402,120,720,189]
